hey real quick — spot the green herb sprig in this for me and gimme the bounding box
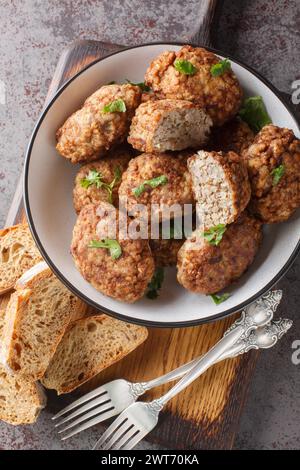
[125,79,150,92]
[146,267,164,299]
[210,58,231,77]
[102,99,126,113]
[80,167,122,203]
[88,239,122,259]
[202,224,227,246]
[271,164,285,186]
[210,293,231,305]
[174,59,197,75]
[239,96,272,133]
[133,175,168,197]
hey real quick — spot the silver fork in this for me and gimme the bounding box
[93,316,292,450]
[53,290,282,440]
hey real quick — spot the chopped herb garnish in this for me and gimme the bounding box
[202,224,227,246]
[146,267,164,299]
[132,175,168,197]
[210,293,231,305]
[210,58,231,77]
[239,96,272,133]
[125,79,150,92]
[107,80,116,85]
[88,239,122,259]
[102,99,126,113]
[174,59,197,75]
[271,164,285,186]
[80,167,122,203]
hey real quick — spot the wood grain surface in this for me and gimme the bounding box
[0,3,261,450]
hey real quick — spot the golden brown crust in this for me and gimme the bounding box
[144,45,243,126]
[128,99,211,153]
[56,84,141,163]
[242,124,300,223]
[118,153,194,221]
[71,203,155,303]
[73,146,133,213]
[207,117,255,154]
[177,213,262,294]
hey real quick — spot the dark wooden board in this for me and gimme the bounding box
[1,2,261,450]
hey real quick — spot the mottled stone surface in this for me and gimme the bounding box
[0,0,299,450]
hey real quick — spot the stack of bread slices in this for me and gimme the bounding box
[0,224,148,425]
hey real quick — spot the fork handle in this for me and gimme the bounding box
[143,340,243,390]
[156,325,244,407]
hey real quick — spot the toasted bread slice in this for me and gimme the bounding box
[0,224,43,294]
[41,315,148,394]
[0,309,46,425]
[0,261,80,380]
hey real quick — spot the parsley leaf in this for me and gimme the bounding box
[174,59,197,75]
[125,79,150,92]
[146,267,164,299]
[271,164,285,186]
[102,99,126,113]
[132,175,168,197]
[202,224,227,246]
[107,80,116,85]
[80,169,103,189]
[88,239,122,259]
[210,293,231,305]
[80,167,122,203]
[239,96,272,132]
[210,58,231,77]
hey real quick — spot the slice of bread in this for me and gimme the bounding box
[41,315,148,394]
[0,224,43,294]
[0,309,46,425]
[0,261,80,381]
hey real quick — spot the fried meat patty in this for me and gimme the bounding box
[177,213,262,294]
[56,84,141,163]
[118,153,194,221]
[242,124,300,223]
[71,202,154,303]
[188,150,251,228]
[144,45,243,126]
[128,99,212,153]
[73,146,132,213]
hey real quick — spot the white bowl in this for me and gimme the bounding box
[24,43,300,327]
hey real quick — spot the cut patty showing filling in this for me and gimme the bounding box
[187,150,251,228]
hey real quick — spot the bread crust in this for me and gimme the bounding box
[41,315,148,394]
[0,224,43,294]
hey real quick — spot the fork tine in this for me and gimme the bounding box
[122,429,145,450]
[58,402,113,434]
[55,395,110,428]
[103,421,133,450]
[52,386,107,420]
[110,425,139,450]
[60,406,116,441]
[92,415,128,450]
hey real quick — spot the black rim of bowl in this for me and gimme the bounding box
[24,41,300,328]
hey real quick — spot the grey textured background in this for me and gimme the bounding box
[0,0,299,450]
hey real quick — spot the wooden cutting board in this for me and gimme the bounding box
[0,4,261,450]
